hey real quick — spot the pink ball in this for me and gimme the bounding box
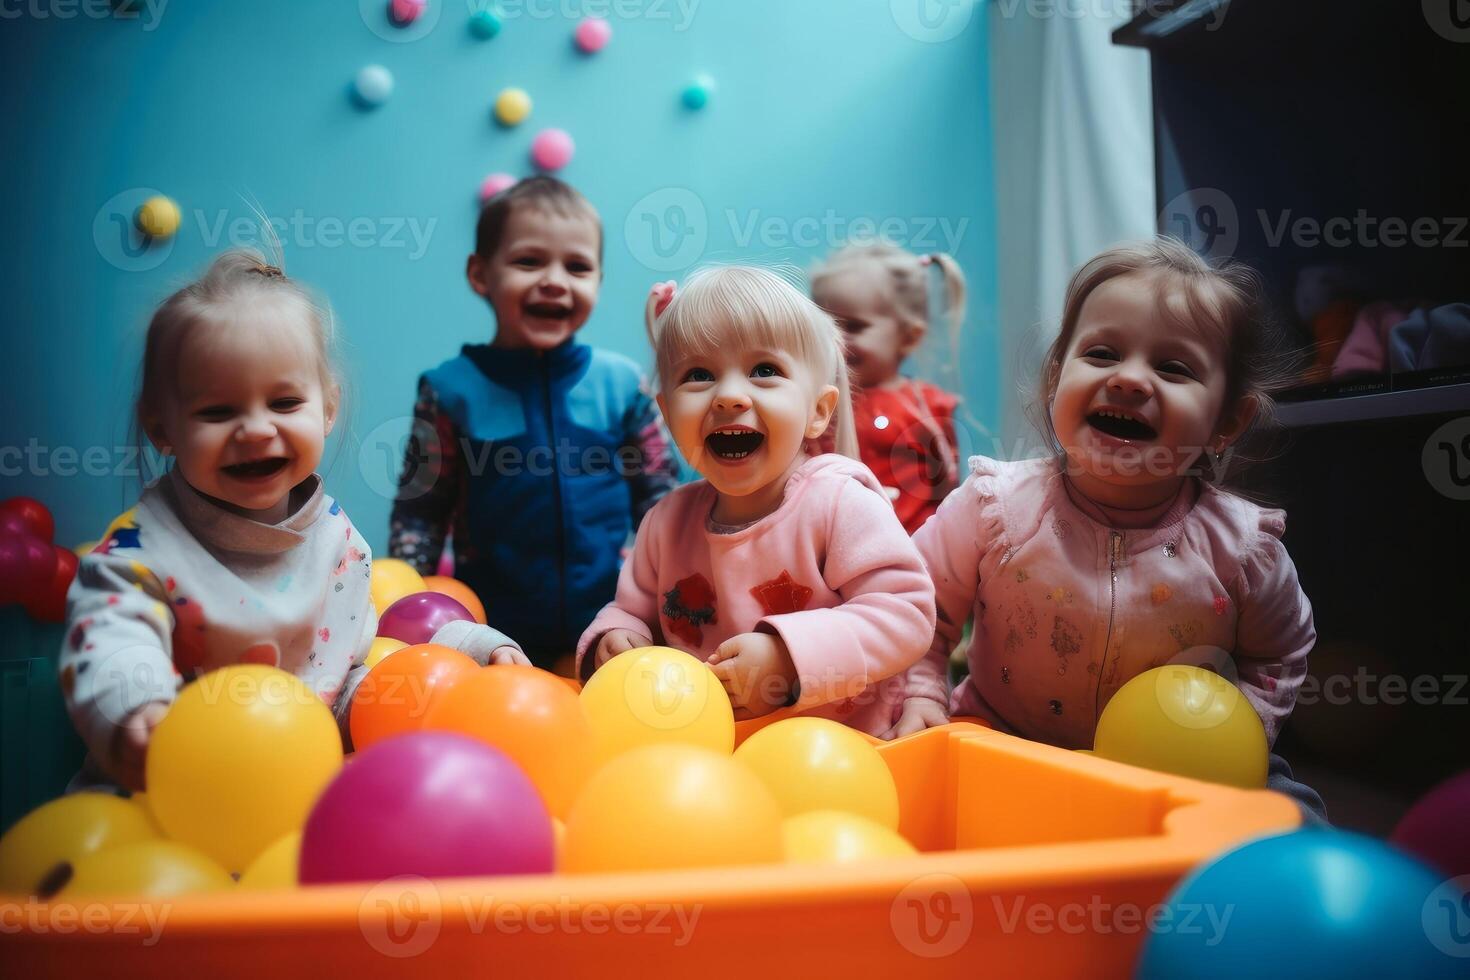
[377,591,473,645]
[478,172,517,203]
[531,129,575,171]
[1391,769,1470,877]
[390,0,426,25]
[299,732,553,884]
[574,16,612,53]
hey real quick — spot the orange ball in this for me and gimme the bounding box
[349,644,479,751]
[421,576,487,625]
[425,665,592,818]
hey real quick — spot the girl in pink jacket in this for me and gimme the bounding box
[906,239,1325,819]
[576,267,937,737]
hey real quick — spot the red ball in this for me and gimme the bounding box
[0,533,58,606]
[1391,769,1470,878]
[24,546,78,623]
[0,497,55,543]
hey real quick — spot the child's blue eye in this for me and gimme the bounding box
[751,362,781,379]
[682,367,714,383]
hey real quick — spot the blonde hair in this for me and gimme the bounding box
[1031,238,1291,481]
[810,242,968,363]
[137,246,342,440]
[648,265,858,459]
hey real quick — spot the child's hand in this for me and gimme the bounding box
[880,697,950,741]
[594,629,649,667]
[708,632,798,719]
[110,701,170,792]
[489,645,531,666]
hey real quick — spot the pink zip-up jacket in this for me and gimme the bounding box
[576,454,937,736]
[905,455,1314,748]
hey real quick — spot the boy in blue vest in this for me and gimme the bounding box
[389,177,678,671]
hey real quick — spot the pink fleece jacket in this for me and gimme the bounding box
[906,456,1315,748]
[576,454,937,736]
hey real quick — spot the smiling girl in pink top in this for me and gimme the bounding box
[904,239,1325,819]
[576,266,936,736]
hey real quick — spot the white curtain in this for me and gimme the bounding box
[988,1,1155,455]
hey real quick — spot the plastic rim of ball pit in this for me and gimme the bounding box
[3,720,1300,978]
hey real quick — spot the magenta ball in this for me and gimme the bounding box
[390,0,426,25]
[300,732,553,883]
[377,591,473,645]
[1391,770,1470,877]
[531,129,575,171]
[0,532,58,605]
[479,172,517,203]
[574,16,612,52]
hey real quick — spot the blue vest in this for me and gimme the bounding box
[423,340,642,659]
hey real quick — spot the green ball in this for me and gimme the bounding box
[469,8,502,39]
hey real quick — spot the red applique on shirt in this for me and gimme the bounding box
[750,570,814,616]
[662,573,717,647]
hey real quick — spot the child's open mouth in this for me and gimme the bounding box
[1086,409,1157,442]
[524,302,573,320]
[705,427,765,461]
[223,457,289,480]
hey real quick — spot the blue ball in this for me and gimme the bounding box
[469,9,501,39]
[681,77,713,111]
[353,65,394,108]
[1138,830,1467,979]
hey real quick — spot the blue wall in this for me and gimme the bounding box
[0,0,996,550]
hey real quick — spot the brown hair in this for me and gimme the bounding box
[474,175,603,266]
[810,241,967,363]
[1030,238,1291,481]
[136,247,341,452]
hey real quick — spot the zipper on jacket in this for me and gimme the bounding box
[1094,530,1123,725]
[543,357,568,641]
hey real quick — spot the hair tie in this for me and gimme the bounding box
[253,263,285,279]
[918,254,934,267]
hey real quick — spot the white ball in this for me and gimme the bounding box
[354,65,394,107]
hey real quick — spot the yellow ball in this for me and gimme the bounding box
[370,558,426,614]
[135,195,181,239]
[61,841,234,899]
[550,816,565,870]
[734,717,900,828]
[146,665,344,872]
[782,810,917,865]
[237,830,301,890]
[362,636,408,670]
[0,793,159,897]
[494,87,532,126]
[128,792,166,835]
[580,646,734,765]
[1093,665,1268,788]
[563,745,783,873]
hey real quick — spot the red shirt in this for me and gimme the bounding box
[852,381,960,534]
